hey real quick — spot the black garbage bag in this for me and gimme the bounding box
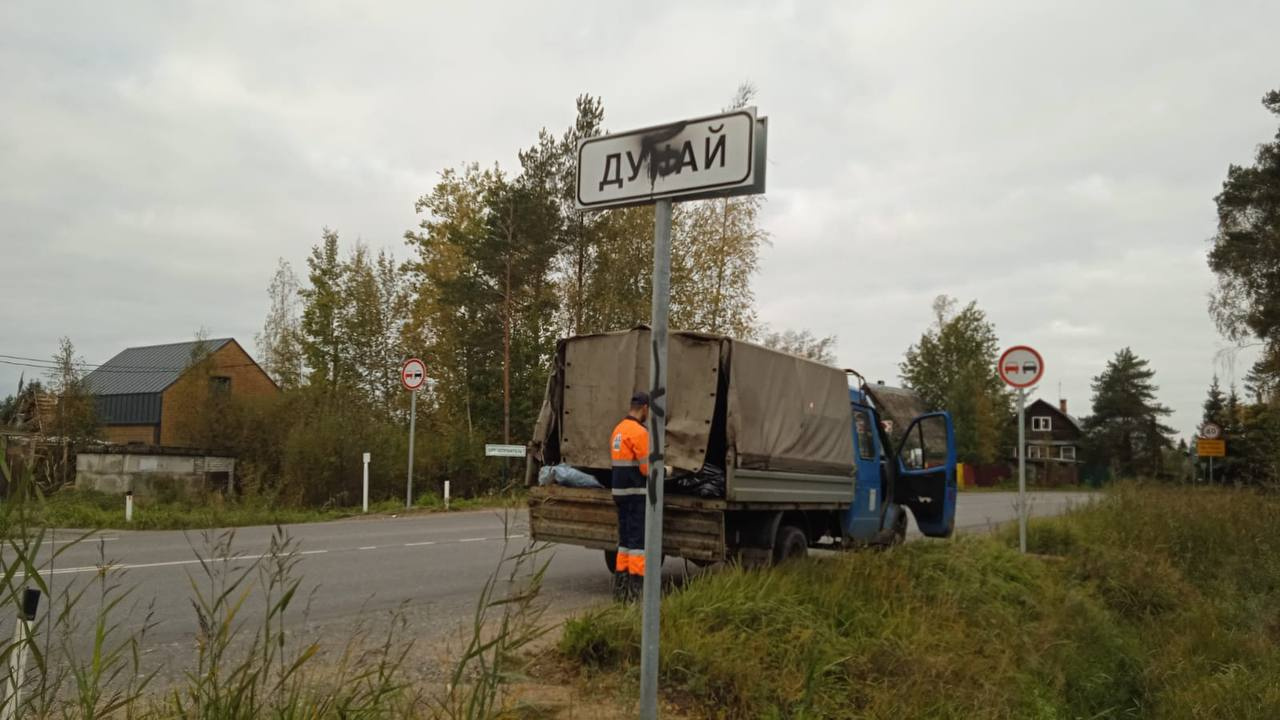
[667,464,726,499]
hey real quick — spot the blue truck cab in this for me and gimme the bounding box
[843,383,958,544]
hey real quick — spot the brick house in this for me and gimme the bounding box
[84,338,278,447]
[1017,398,1084,484]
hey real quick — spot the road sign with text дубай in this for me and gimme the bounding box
[576,107,767,210]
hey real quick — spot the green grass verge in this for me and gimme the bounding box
[5,486,524,531]
[560,484,1280,719]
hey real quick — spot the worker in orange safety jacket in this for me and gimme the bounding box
[609,391,650,601]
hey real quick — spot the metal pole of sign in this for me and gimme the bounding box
[1017,388,1027,554]
[639,198,672,720]
[1209,456,1214,485]
[406,390,417,509]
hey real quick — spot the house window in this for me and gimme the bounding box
[1027,444,1045,460]
[1032,416,1052,432]
[209,376,231,396]
[1060,446,1076,461]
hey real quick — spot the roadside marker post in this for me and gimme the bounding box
[1,588,40,720]
[362,452,371,513]
[998,345,1044,554]
[575,107,768,719]
[124,491,134,523]
[401,358,427,509]
[444,480,451,511]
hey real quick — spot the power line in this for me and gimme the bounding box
[0,358,264,375]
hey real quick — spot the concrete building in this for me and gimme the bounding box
[84,338,278,447]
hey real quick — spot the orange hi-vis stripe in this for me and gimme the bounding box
[628,551,645,577]
[615,552,630,573]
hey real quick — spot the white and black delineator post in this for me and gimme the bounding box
[125,490,134,523]
[1017,388,1027,554]
[1,588,40,720]
[406,390,417,509]
[639,198,672,720]
[362,452,371,513]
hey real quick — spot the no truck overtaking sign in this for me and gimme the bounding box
[401,358,426,392]
[576,107,767,209]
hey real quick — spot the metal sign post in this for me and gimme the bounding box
[998,345,1044,555]
[401,358,427,509]
[406,391,417,508]
[575,107,767,720]
[639,198,672,719]
[1016,388,1027,553]
[1197,424,1224,483]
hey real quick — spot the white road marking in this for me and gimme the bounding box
[44,536,119,545]
[22,529,537,578]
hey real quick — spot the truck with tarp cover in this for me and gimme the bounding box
[525,327,956,568]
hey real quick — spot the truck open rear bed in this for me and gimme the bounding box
[527,485,849,563]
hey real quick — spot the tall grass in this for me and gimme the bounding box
[0,485,526,533]
[561,484,1280,719]
[0,451,549,718]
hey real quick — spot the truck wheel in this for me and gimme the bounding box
[773,525,808,564]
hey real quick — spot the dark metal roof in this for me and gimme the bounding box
[84,339,233,396]
[95,393,163,425]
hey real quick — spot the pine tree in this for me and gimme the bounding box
[1084,348,1176,478]
[1202,375,1227,430]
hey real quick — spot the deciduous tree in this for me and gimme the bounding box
[899,296,1011,464]
[761,329,838,364]
[256,259,304,389]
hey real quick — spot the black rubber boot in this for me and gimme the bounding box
[611,572,628,602]
[625,574,643,603]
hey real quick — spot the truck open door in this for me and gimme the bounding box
[894,412,957,538]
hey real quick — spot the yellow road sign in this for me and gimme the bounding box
[1197,438,1226,457]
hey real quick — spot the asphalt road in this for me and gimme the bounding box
[23,490,1092,680]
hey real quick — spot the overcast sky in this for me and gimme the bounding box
[3,1,1277,439]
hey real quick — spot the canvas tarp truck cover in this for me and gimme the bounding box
[530,327,854,479]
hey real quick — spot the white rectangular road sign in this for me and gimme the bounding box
[485,444,527,458]
[576,107,765,210]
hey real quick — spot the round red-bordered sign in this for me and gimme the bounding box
[401,357,427,391]
[998,346,1044,389]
